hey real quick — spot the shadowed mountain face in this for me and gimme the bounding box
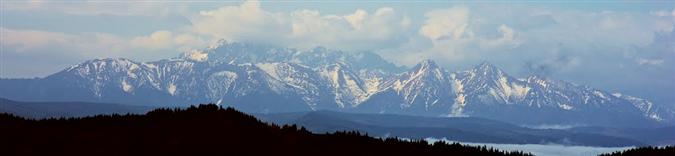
[0,104,532,156]
[0,41,672,127]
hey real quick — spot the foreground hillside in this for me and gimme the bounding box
[0,104,531,156]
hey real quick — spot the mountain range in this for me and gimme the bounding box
[1,40,672,127]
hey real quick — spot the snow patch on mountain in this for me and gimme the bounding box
[497,76,530,100]
[255,63,281,80]
[558,104,574,110]
[184,50,209,62]
[168,83,177,95]
[613,93,663,121]
[450,74,467,117]
[319,63,369,108]
[121,79,133,93]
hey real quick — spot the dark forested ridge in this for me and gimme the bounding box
[0,97,152,119]
[0,104,531,156]
[599,146,675,156]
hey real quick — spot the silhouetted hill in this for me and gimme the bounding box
[0,104,531,156]
[0,97,152,119]
[599,146,675,156]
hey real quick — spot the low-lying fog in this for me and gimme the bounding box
[425,138,632,156]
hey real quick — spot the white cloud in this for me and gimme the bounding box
[183,50,208,62]
[650,8,675,19]
[189,0,411,51]
[498,24,516,42]
[383,5,675,69]
[0,27,205,77]
[636,58,665,66]
[173,33,207,50]
[387,7,525,66]
[344,9,368,29]
[288,7,411,50]
[131,30,174,49]
[419,6,471,41]
[3,1,674,86]
[0,27,193,61]
[478,24,522,49]
[0,27,129,57]
[651,9,675,33]
[130,31,207,51]
[191,0,288,44]
[1,0,190,16]
[384,7,477,65]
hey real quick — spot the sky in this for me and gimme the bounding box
[1,0,674,106]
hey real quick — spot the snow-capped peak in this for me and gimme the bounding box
[408,59,445,80]
[319,63,369,108]
[612,93,664,121]
[414,59,439,70]
[208,39,229,50]
[182,50,209,62]
[385,60,454,110]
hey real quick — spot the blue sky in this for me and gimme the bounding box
[1,0,674,106]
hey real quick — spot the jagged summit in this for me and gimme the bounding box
[62,58,142,75]
[471,61,506,77]
[74,58,137,66]
[208,39,277,51]
[191,41,403,73]
[412,59,440,71]
[477,61,494,68]
[419,59,439,66]
[408,60,443,79]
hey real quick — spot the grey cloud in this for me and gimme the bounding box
[524,52,578,77]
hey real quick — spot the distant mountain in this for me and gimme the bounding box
[255,111,647,147]
[0,104,532,156]
[0,98,151,119]
[0,40,672,127]
[570,126,675,146]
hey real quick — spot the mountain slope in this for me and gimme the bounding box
[359,60,456,115]
[449,63,658,127]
